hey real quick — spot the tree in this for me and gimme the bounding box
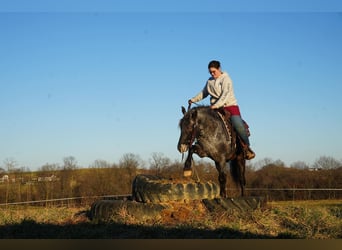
[86,159,115,195]
[149,152,171,176]
[273,159,285,167]
[63,156,78,170]
[250,157,274,169]
[40,163,59,173]
[312,156,341,169]
[290,161,309,169]
[60,156,79,200]
[38,163,60,204]
[3,158,18,173]
[91,159,111,169]
[119,153,142,192]
[3,158,18,204]
[119,153,142,170]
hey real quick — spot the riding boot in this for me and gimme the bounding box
[244,146,256,160]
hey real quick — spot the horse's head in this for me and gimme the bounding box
[177,106,198,153]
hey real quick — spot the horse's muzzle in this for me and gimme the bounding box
[178,144,189,153]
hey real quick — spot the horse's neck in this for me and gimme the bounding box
[197,110,221,131]
[198,109,231,139]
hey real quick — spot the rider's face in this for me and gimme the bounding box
[209,67,222,79]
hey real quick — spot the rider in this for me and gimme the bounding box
[188,60,255,160]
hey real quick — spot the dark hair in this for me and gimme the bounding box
[208,60,221,69]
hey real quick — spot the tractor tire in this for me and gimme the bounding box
[89,199,170,222]
[202,196,267,212]
[132,174,220,203]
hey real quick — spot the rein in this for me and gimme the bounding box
[187,102,198,147]
[181,103,197,162]
[181,103,201,182]
[181,124,197,162]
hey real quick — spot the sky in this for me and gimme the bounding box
[1,1,342,170]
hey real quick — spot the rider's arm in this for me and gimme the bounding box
[190,84,209,103]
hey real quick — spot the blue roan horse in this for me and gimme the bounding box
[177,105,246,197]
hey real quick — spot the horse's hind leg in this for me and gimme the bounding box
[215,161,227,198]
[238,154,246,196]
[229,152,246,197]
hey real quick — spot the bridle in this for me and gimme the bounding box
[181,103,198,161]
[186,103,198,147]
[182,102,201,182]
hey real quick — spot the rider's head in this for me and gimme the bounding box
[208,60,222,79]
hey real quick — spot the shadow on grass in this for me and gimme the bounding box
[0,219,299,239]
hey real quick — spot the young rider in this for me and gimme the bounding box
[188,60,256,160]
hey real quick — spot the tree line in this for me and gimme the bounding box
[0,153,341,205]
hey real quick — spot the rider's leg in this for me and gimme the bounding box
[230,115,255,160]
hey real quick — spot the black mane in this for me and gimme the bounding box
[190,105,222,121]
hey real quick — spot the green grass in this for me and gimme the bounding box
[0,199,341,239]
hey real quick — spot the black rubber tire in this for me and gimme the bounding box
[202,196,267,212]
[132,174,220,203]
[90,199,169,222]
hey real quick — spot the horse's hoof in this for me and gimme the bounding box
[183,170,192,177]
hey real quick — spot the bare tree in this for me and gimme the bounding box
[40,163,59,172]
[290,161,309,169]
[91,159,111,169]
[251,157,276,169]
[3,158,18,173]
[86,159,114,195]
[312,156,341,169]
[0,167,6,174]
[60,156,79,201]
[119,153,142,191]
[149,152,171,176]
[3,158,17,205]
[119,153,142,170]
[38,163,60,204]
[63,156,78,170]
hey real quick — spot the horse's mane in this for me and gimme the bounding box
[179,105,221,128]
[190,105,221,121]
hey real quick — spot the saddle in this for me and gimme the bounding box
[216,108,251,156]
[217,107,250,137]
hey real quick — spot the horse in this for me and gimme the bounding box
[177,105,246,197]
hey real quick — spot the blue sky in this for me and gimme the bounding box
[1,2,342,170]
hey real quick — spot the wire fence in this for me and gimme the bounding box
[0,194,131,207]
[0,188,341,207]
[242,188,342,202]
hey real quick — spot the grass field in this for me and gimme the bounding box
[0,199,341,239]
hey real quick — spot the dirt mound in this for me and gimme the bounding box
[160,200,208,225]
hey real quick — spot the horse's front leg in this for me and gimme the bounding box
[183,144,207,177]
[183,145,195,177]
[215,161,228,198]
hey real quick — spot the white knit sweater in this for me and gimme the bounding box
[190,71,238,109]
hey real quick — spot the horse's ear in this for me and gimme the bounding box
[181,106,186,115]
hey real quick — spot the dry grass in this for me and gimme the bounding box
[0,206,87,226]
[0,199,341,239]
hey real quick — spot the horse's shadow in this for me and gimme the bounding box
[0,211,299,239]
